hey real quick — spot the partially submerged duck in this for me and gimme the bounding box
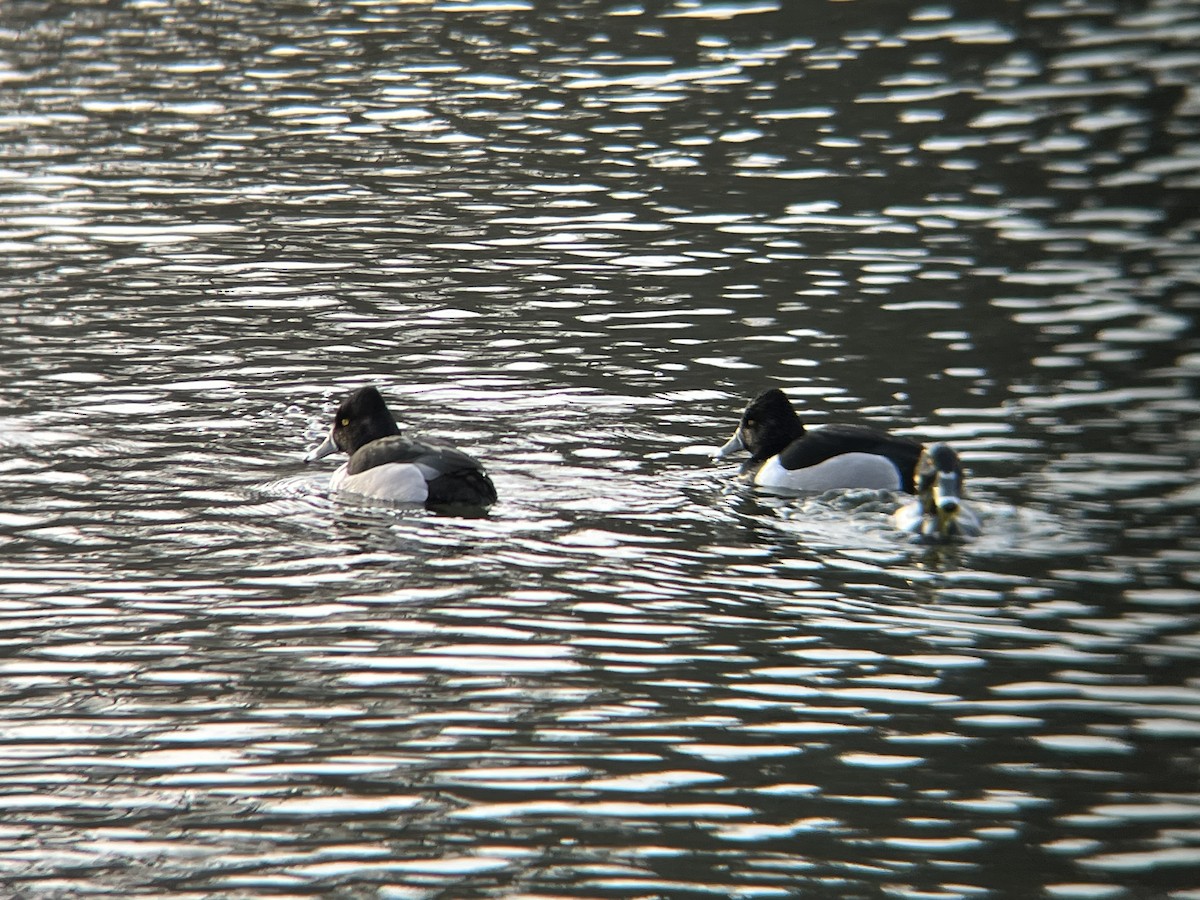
[893,442,982,541]
[306,386,497,510]
[714,388,923,492]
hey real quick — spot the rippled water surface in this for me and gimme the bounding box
[2,0,1199,896]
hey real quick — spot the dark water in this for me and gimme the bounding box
[2,0,1198,896]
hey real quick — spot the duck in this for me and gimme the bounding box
[893,442,982,540]
[713,388,923,492]
[305,385,498,510]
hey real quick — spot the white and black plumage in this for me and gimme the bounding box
[893,442,982,540]
[306,386,497,510]
[714,388,923,492]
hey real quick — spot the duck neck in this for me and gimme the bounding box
[347,418,401,453]
[756,421,806,461]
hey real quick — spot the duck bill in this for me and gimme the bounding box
[305,430,339,463]
[713,428,746,460]
[932,472,963,536]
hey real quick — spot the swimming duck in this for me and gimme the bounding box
[893,442,982,540]
[714,388,923,492]
[306,386,498,509]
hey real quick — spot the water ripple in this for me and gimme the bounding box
[1,0,1197,896]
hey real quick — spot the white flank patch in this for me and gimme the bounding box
[755,451,901,491]
[330,462,429,503]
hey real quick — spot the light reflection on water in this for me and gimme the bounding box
[1,0,1198,895]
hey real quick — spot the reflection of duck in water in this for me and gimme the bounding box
[306,386,498,510]
[893,443,982,541]
[713,388,923,492]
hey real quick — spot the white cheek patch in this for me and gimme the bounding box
[755,452,903,492]
[330,462,430,503]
